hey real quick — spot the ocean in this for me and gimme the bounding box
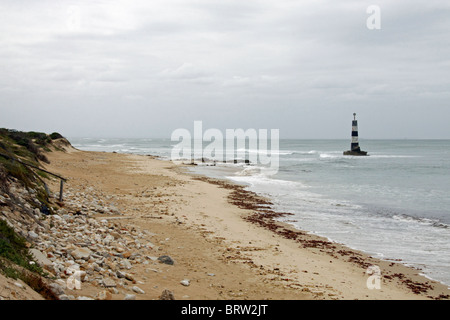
[70,137,450,287]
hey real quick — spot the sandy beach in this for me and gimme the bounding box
[42,145,450,300]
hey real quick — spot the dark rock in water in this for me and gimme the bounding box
[343,146,368,156]
[343,150,368,156]
[158,255,174,265]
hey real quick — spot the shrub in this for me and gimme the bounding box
[0,211,58,300]
[49,132,64,140]
[0,219,42,275]
[0,165,8,192]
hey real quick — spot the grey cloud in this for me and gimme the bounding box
[0,0,449,139]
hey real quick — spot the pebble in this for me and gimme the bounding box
[159,289,175,300]
[132,286,145,294]
[102,278,117,288]
[14,282,24,289]
[96,290,112,300]
[49,283,65,296]
[124,294,136,300]
[158,255,174,265]
[180,279,190,287]
[71,247,92,260]
[28,231,39,240]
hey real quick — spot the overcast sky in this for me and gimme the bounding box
[1,0,449,139]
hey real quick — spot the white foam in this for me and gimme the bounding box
[236,148,294,156]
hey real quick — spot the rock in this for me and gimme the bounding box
[125,273,135,282]
[116,271,134,282]
[124,294,136,300]
[120,259,132,270]
[52,214,63,221]
[115,246,125,253]
[146,256,158,261]
[34,208,41,218]
[102,278,117,288]
[71,247,92,260]
[96,290,112,300]
[132,286,145,294]
[109,287,120,295]
[28,231,39,240]
[29,249,53,267]
[157,255,174,265]
[180,279,190,287]
[55,279,67,288]
[109,205,120,215]
[49,283,65,296]
[159,289,175,300]
[103,234,114,245]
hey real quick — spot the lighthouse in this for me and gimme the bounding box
[343,113,368,156]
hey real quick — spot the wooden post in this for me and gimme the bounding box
[59,179,64,202]
[0,152,67,201]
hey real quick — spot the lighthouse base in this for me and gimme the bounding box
[343,150,368,156]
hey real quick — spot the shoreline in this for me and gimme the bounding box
[175,161,450,290]
[42,146,450,300]
[186,173,450,296]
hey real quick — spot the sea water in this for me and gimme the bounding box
[70,138,450,286]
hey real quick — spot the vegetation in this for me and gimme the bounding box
[0,128,66,164]
[0,128,66,186]
[0,128,65,299]
[0,219,57,299]
[0,219,42,275]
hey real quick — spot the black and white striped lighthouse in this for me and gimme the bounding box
[344,113,368,156]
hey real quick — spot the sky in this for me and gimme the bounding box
[1,0,449,139]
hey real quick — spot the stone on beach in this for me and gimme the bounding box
[29,249,53,267]
[157,255,174,265]
[132,286,145,294]
[28,231,39,240]
[95,290,112,300]
[159,289,175,300]
[180,279,190,287]
[71,247,92,260]
[102,278,117,288]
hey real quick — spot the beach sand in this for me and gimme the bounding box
[42,145,450,300]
